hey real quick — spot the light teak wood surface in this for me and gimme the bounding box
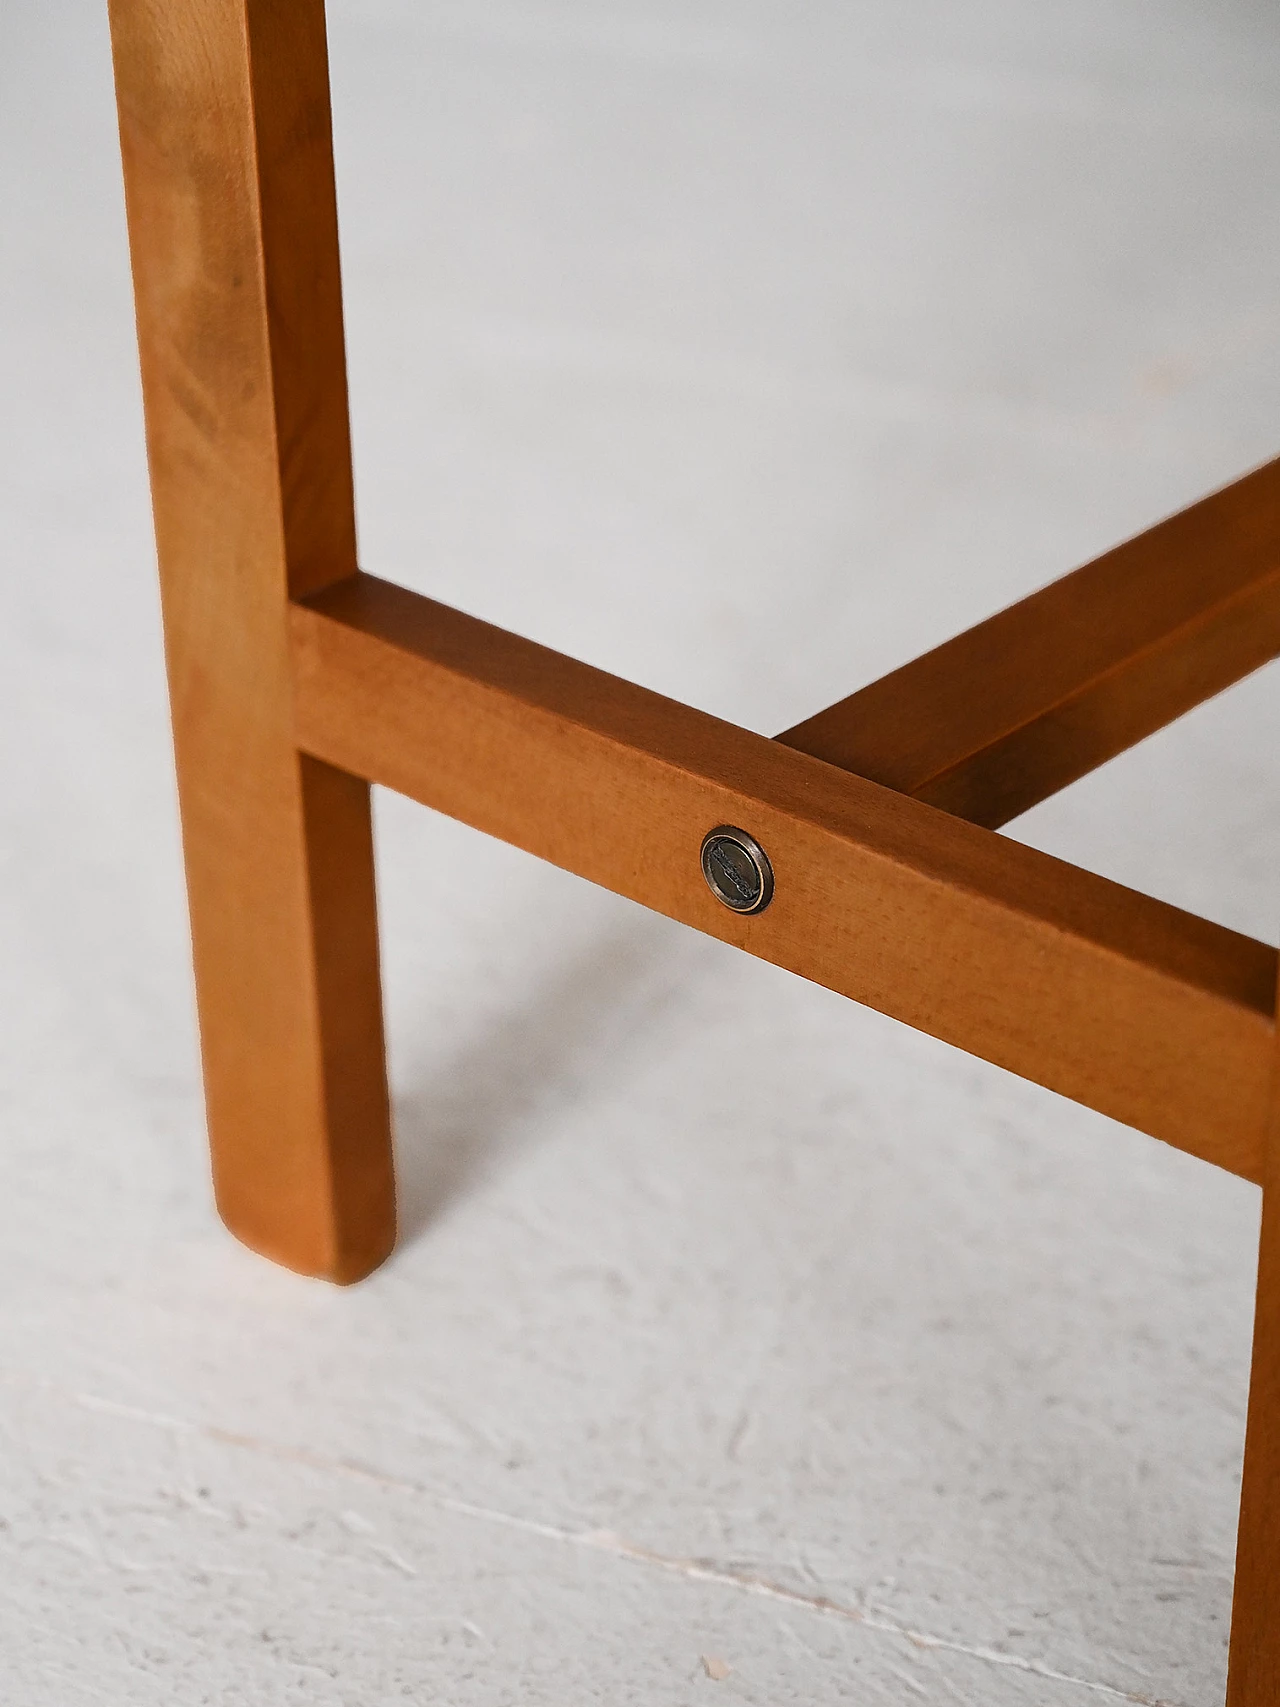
[1228,1016,1280,1706]
[108,0,394,1281]
[780,457,1280,828]
[291,573,1274,1184]
[109,0,1280,1694]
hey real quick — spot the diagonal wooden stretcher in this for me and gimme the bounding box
[106,2,1280,1695]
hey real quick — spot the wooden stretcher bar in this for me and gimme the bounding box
[779,458,1280,827]
[291,573,1276,1185]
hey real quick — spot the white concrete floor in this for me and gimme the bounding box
[4,1,1280,1701]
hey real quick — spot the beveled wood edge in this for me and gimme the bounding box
[289,573,1276,1187]
[107,0,395,1282]
[778,456,1280,829]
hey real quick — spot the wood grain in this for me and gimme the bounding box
[108,0,394,1281]
[291,574,1275,1183]
[1227,982,1280,1705]
[779,458,1280,828]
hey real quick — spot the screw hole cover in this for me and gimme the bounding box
[700,826,774,914]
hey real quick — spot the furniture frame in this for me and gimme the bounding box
[107,2,1280,1695]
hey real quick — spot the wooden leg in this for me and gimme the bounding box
[1228,1157,1280,1703]
[108,0,395,1280]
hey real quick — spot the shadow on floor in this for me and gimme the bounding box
[390,912,704,1245]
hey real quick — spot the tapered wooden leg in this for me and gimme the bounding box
[1228,1156,1280,1703]
[108,0,395,1280]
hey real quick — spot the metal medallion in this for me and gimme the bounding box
[699,825,774,914]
